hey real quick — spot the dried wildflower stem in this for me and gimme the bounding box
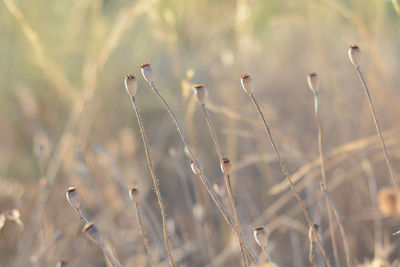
[146,80,256,263]
[247,93,331,267]
[321,183,351,266]
[130,97,175,267]
[200,103,247,267]
[310,86,340,265]
[353,67,400,191]
[309,225,318,267]
[134,200,154,266]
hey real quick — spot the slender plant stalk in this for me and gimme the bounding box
[134,201,155,267]
[309,225,317,267]
[311,90,340,265]
[321,183,351,267]
[354,67,400,191]
[248,93,331,267]
[200,103,247,267]
[130,97,176,267]
[147,80,257,263]
[102,245,122,267]
[260,244,273,264]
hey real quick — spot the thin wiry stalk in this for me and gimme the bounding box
[147,81,257,263]
[309,225,317,267]
[259,243,273,264]
[130,97,175,267]
[102,245,122,267]
[200,103,247,267]
[75,208,89,224]
[311,91,340,265]
[134,201,155,267]
[248,93,331,267]
[321,183,351,267]
[354,66,400,191]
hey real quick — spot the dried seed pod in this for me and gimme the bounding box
[240,74,254,94]
[307,72,319,93]
[194,84,206,104]
[220,157,232,175]
[253,225,269,248]
[82,222,104,246]
[140,62,154,83]
[124,74,137,97]
[213,179,226,197]
[348,45,361,67]
[129,185,139,203]
[191,159,203,175]
[66,187,80,209]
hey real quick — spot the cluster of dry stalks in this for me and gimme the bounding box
[59,45,400,266]
[3,0,400,266]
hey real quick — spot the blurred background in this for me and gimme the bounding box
[1,0,400,266]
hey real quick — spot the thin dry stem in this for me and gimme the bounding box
[147,81,257,263]
[321,183,351,267]
[311,90,340,265]
[134,201,155,267]
[248,93,331,267]
[354,66,400,191]
[130,97,175,267]
[309,225,318,267]
[200,103,247,267]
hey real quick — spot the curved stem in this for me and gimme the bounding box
[313,92,340,265]
[131,97,175,267]
[249,93,331,267]
[201,104,247,267]
[355,67,400,191]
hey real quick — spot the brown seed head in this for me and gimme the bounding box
[194,84,206,104]
[348,45,361,67]
[66,187,80,209]
[129,185,139,203]
[240,74,254,94]
[220,157,232,175]
[307,72,319,93]
[82,222,104,246]
[140,62,154,83]
[124,74,137,97]
[253,225,269,248]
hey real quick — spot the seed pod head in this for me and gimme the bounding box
[129,185,139,203]
[194,84,206,104]
[307,72,319,93]
[348,45,361,67]
[220,157,232,175]
[213,179,226,197]
[82,222,104,246]
[124,74,137,97]
[66,187,80,209]
[253,225,269,248]
[191,159,203,175]
[140,62,154,83]
[240,74,254,94]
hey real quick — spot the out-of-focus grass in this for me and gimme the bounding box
[1,0,400,266]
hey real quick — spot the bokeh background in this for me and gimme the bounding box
[1,0,400,266]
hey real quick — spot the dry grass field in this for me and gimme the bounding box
[1,0,400,266]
